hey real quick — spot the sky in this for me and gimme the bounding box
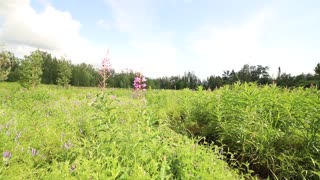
[0,0,319,79]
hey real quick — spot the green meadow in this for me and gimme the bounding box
[0,82,319,179]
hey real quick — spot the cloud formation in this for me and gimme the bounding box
[188,8,319,78]
[1,0,319,79]
[0,0,105,63]
[103,0,183,77]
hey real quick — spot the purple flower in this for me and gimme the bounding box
[31,148,38,156]
[133,73,147,91]
[3,151,12,159]
[64,142,72,150]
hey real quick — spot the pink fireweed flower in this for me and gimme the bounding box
[133,73,147,91]
[101,57,111,71]
[99,49,112,89]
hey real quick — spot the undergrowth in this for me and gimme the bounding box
[147,82,320,179]
[0,82,241,179]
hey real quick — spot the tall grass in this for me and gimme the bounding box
[0,82,240,179]
[148,83,320,179]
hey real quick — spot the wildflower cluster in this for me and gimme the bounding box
[3,151,12,166]
[99,49,112,89]
[3,151,12,159]
[133,73,147,91]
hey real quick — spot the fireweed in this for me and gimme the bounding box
[133,73,147,99]
[99,49,112,89]
[133,73,147,91]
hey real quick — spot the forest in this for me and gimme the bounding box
[1,49,320,89]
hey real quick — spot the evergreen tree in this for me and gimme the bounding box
[41,52,58,84]
[19,50,44,88]
[315,63,320,76]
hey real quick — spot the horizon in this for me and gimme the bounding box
[0,0,319,79]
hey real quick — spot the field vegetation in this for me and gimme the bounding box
[0,82,241,179]
[1,49,320,179]
[1,82,319,179]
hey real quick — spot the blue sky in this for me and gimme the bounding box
[0,0,319,79]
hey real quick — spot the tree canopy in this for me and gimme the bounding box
[2,49,320,90]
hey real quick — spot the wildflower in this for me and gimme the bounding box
[15,131,22,142]
[133,73,147,91]
[102,57,111,71]
[70,164,76,173]
[31,148,38,156]
[64,141,72,150]
[3,151,12,159]
[3,151,11,166]
[99,49,112,89]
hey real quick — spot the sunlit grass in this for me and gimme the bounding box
[0,82,241,179]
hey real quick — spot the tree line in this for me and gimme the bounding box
[1,49,320,89]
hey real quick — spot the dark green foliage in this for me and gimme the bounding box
[315,63,320,76]
[6,57,21,82]
[41,52,58,84]
[146,78,161,89]
[56,58,72,87]
[107,70,135,88]
[19,50,44,88]
[156,71,202,90]
[2,50,320,89]
[71,63,99,87]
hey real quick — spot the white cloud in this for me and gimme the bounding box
[188,8,319,79]
[128,40,182,77]
[3,0,316,80]
[0,0,182,78]
[188,9,271,77]
[104,0,182,77]
[0,0,107,64]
